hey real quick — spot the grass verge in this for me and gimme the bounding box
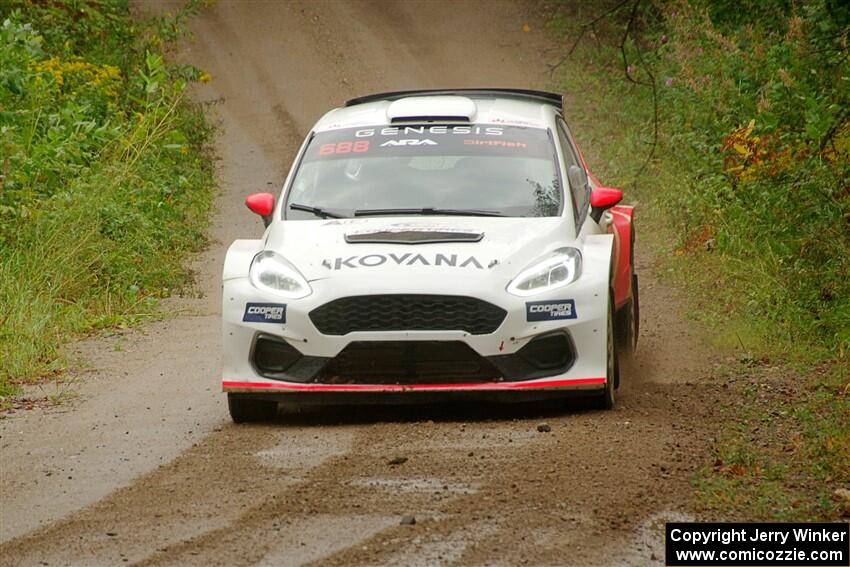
[542,0,849,520]
[0,0,215,398]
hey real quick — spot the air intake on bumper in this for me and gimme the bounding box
[308,294,507,336]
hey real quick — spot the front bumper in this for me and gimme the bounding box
[222,275,609,395]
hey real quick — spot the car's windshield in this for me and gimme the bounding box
[285,124,561,219]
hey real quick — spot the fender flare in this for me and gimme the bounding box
[608,205,635,309]
[223,239,265,281]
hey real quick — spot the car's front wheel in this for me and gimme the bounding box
[227,394,278,423]
[593,294,618,410]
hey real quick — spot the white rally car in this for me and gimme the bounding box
[222,89,638,422]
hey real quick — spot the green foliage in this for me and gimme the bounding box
[652,3,850,353]
[0,1,214,395]
[545,0,848,521]
[548,0,850,354]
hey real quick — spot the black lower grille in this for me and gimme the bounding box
[250,334,329,382]
[315,341,502,384]
[309,294,507,335]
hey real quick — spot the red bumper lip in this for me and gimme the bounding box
[222,377,605,392]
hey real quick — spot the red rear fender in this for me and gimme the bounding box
[609,205,635,308]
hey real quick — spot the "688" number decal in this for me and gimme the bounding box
[318,141,369,156]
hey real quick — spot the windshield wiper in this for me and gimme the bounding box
[354,207,505,218]
[289,202,346,219]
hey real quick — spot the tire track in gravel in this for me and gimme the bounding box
[0,1,733,565]
[1,380,720,567]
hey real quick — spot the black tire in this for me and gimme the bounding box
[615,275,639,355]
[631,273,640,344]
[228,394,278,423]
[593,294,618,410]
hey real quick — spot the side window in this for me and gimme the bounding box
[555,118,589,229]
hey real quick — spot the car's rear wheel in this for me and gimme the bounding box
[615,221,639,354]
[593,294,618,410]
[228,394,278,423]
[631,273,639,343]
[615,274,639,354]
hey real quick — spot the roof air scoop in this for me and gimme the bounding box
[386,95,477,123]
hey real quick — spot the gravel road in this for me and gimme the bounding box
[0,1,731,565]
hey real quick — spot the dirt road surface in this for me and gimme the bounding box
[1,1,731,565]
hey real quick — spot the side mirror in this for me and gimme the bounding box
[589,187,623,223]
[245,193,275,227]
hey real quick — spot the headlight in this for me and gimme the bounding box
[506,247,582,297]
[249,251,312,299]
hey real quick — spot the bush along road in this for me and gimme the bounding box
[0,1,845,566]
[0,0,215,398]
[544,0,848,521]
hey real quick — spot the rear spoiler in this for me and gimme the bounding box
[344,89,564,112]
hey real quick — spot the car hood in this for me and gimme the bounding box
[264,216,573,284]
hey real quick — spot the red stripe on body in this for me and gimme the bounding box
[222,377,606,392]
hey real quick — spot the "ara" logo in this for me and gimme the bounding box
[380,139,439,147]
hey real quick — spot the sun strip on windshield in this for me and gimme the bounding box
[299,124,555,162]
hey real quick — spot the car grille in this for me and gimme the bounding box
[308,294,507,336]
[315,341,503,384]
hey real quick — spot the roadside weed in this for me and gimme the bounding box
[545,0,848,520]
[0,1,215,396]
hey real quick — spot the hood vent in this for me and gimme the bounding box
[345,229,483,245]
